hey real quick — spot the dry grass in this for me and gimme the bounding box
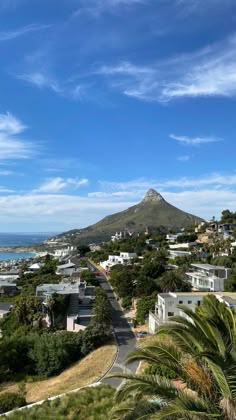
[0,342,117,404]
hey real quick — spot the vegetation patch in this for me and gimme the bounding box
[0,342,116,404]
[5,384,115,419]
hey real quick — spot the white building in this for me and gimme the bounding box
[36,280,95,332]
[169,242,197,250]
[100,252,137,271]
[29,263,42,271]
[54,247,74,258]
[149,291,236,333]
[169,250,191,258]
[56,261,76,276]
[186,263,230,292]
[166,233,183,243]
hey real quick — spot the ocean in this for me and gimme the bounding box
[0,232,58,262]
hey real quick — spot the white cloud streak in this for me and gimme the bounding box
[97,34,236,102]
[18,72,61,93]
[177,155,191,162]
[0,24,51,42]
[170,134,222,145]
[73,0,147,17]
[35,177,89,193]
[0,112,36,160]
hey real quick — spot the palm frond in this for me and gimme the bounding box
[110,398,161,420]
[107,372,178,404]
[154,393,221,419]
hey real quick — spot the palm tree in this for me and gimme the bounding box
[46,294,57,328]
[110,295,236,419]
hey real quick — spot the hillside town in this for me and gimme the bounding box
[1,200,236,417]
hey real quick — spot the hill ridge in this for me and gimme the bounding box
[56,189,204,244]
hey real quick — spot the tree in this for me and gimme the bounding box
[140,260,164,279]
[91,288,112,336]
[110,294,236,419]
[14,296,42,326]
[157,270,191,293]
[225,274,236,292]
[136,294,157,324]
[77,245,90,256]
[80,270,99,286]
[136,274,159,297]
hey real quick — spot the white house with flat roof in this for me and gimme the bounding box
[169,250,191,258]
[149,291,236,333]
[56,261,76,276]
[100,252,137,271]
[186,263,230,291]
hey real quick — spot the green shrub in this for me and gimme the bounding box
[0,392,26,414]
[122,296,132,309]
[144,363,177,379]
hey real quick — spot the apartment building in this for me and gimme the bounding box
[186,263,230,291]
[149,291,236,333]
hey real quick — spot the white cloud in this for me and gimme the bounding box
[18,72,60,93]
[17,71,89,100]
[1,186,236,229]
[0,186,14,193]
[97,34,236,102]
[73,0,147,16]
[0,170,14,175]
[2,172,236,228]
[98,173,236,193]
[35,177,89,193]
[177,155,191,162]
[0,112,26,134]
[170,134,222,145]
[0,24,51,42]
[0,112,36,160]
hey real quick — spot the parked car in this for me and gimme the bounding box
[136,331,149,337]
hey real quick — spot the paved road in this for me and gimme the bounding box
[88,263,139,388]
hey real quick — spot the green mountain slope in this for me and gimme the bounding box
[56,189,204,245]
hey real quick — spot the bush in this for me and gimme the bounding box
[0,392,26,414]
[144,363,177,379]
[122,296,132,309]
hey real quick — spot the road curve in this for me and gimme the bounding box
[88,263,139,388]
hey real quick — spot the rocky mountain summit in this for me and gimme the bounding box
[56,189,203,245]
[142,189,165,203]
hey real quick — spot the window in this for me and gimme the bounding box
[197,301,201,306]
[179,300,183,304]
[168,312,174,317]
[188,300,192,304]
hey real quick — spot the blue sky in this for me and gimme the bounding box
[0,0,236,232]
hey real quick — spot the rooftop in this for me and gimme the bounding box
[159,292,236,298]
[191,263,228,270]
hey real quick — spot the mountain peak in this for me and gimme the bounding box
[142,189,165,203]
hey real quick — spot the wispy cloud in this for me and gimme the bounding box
[177,155,191,162]
[0,112,36,160]
[18,72,60,93]
[0,23,51,42]
[73,0,147,17]
[97,34,236,102]
[35,177,89,193]
[170,134,222,145]
[0,170,15,175]
[98,172,236,194]
[17,71,88,100]
[0,186,14,193]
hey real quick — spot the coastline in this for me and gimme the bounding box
[0,247,37,253]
